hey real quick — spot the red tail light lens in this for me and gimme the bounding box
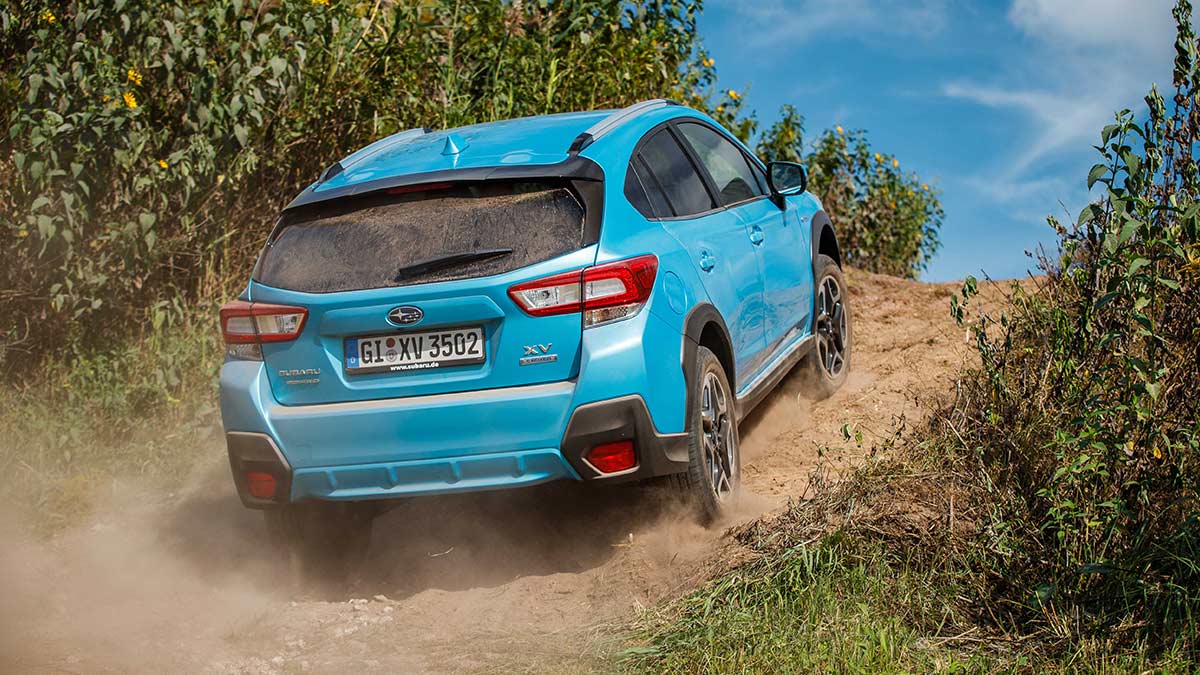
[507,254,658,326]
[585,440,637,474]
[244,471,278,500]
[220,301,308,359]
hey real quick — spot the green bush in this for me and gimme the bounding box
[757,104,943,278]
[0,0,724,376]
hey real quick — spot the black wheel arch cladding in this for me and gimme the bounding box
[681,304,735,434]
[812,210,840,268]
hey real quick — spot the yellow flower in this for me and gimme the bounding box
[158,159,168,169]
[123,91,138,109]
[921,183,929,191]
[874,152,881,163]
[127,68,143,86]
[40,9,56,23]
[311,0,329,5]
[101,94,111,102]
[17,229,29,238]
[1153,445,1163,459]
[727,89,740,101]
[702,57,714,68]
[716,105,725,113]
[836,125,843,135]
[892,158,899,169]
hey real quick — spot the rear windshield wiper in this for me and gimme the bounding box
[392,248,513,282]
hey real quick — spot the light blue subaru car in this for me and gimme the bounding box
[219,100,851,568]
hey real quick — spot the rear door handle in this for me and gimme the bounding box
[699,249,716,272]
[749,225,765,245]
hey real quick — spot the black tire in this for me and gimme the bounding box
[264,501,375,582]
[676,345,741,523]
[805,254,852,399]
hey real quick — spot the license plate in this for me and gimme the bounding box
[344,326,486,375]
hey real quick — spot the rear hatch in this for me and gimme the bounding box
[249,180,597,406]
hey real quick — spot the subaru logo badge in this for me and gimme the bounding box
[386,305,423,326]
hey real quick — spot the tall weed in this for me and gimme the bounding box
[943,0,1200,644]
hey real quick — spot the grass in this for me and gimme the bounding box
[624,537,1197,672]
[625,537,969,673]
[0,304,223,532]
[622,445,1200,673]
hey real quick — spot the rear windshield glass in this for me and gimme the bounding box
[256,181,586,293]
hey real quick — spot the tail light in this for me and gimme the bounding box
[508,254,658,327]
[219,300,308,360]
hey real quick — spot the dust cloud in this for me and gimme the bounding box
[0,456,282,673]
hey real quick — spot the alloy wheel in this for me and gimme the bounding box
[815,274,848,378]
[699,370,737,501]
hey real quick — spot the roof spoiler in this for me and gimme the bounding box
[568,99,680,154]
[317,126,430,185]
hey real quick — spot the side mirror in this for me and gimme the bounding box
[766,161,807,198]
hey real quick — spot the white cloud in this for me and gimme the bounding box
[943,0,1176,198]
[941,81,1116,174]
[714,0,949,46]
[1009,0,1175,54]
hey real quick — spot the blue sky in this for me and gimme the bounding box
[697,0,1178,281]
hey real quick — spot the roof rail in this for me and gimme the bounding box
[317,126,430,184]
[568,99,679,154]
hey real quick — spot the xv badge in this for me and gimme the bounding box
[520,343,557,366]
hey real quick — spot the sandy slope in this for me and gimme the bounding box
[1,270,1010,674]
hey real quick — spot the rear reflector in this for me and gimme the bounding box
[219,301,308,354]
[585,440,637,474]
[245,471,278,500]
[507,254,658,326]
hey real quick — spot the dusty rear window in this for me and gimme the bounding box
[256,181,586,293]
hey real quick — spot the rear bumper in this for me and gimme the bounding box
[219,361,687,506]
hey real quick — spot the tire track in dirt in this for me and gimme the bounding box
[2,270,1007,674]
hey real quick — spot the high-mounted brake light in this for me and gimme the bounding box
[219,300,308,359]
[507,254,658,327]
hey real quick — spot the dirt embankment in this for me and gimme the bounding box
[1,270,1013,674]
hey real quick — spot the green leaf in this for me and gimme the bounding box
[1077,203,1101,226]
[28,74,43,102]
[1087,163,1109,189]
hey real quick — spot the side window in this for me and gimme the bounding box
[637,129,716,217]
[676,122,765,206]
[624,163,654,217]
[630,158,672,219]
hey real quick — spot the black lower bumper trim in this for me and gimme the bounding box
[560,395,689,484]
[226,431,293,509]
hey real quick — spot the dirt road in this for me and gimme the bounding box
[1,270,995,673]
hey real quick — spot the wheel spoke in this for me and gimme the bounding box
[698,371,738,502]
[814,274,847,378]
